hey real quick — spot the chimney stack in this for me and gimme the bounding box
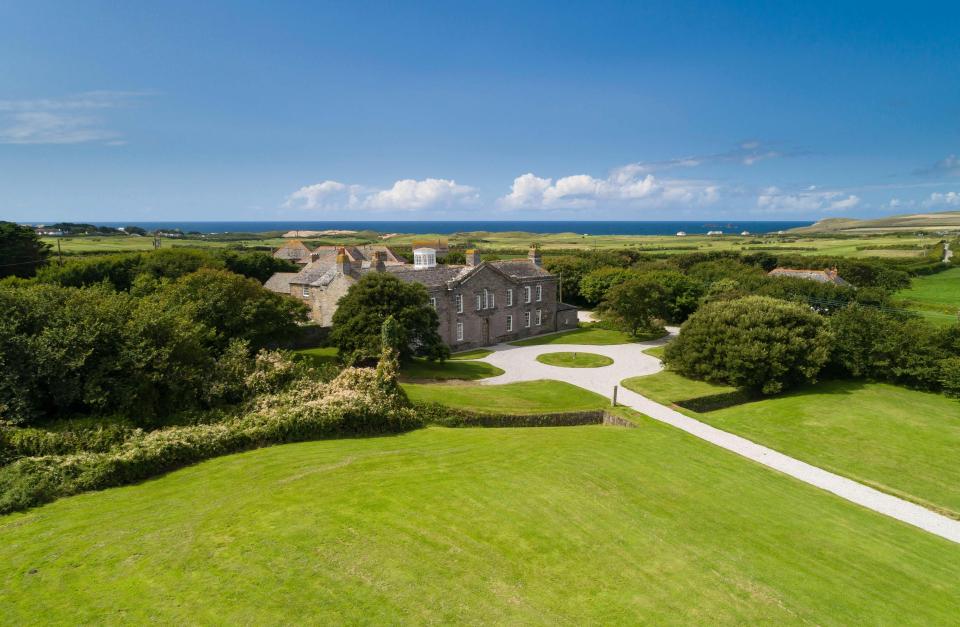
[310,252,320,263]
[336,247,350,274]
[372,251,386,272]
[528,243,542,267]
[465,249,481,266]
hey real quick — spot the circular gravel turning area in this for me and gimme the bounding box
[535,351,614,368]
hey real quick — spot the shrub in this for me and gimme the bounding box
[600,276,669,336]
[664,296,832,394]
[0,359,419,513]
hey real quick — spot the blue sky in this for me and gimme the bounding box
[2,0,959,222]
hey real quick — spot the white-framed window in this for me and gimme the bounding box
[506,288,513,306]
[482,288,495,309]
[301,286,310,298]
[524,311,531,328]
[456,322,464,342]
[524,286,532,303]
[506,314,513,332]
[430,297,437,309]
[536,309,542,326]
[475,294,482,310]
[455,294,463,314]
[536,284,542,302]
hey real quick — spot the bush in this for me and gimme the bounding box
[0,360,418,513]
[665,296,832,394]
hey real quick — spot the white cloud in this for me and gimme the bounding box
[0,91,151,145]
[925,191,960,207]
[365,178,477,210]
[756,186,860,213]
[916,154,960,177]
[285,177,477,212]
[498,166,719,211]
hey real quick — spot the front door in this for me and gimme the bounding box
[482,318,490,345]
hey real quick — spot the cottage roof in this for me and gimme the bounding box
[273,240,312,261]
[263,272,298,293]
[768,267,851,287]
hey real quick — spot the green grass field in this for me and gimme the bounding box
[510,326,643,346]
[2,423,959,623]
[535,351,614,368]
[449,348,493,360]
[895,267,960,325]
[643,345,666,359]
[623,373,960,518]
[402,380,608,413]
[291,346,339,368]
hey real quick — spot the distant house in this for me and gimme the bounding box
[707,230,723,236]
[740,230,750,236]
[265,245,577,348]
[676,231,687,237]
[768,267,852,287]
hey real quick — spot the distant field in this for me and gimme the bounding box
[43,232,937,258]
[3,423,959,623]
[623,374,960,518]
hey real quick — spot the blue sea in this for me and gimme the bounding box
[86,220,812,236]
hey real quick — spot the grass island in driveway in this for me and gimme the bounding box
[536,351,614,368]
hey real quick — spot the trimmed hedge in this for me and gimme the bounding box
[0,365,419,514]
[413,401,635,429]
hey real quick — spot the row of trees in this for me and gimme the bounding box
[665,297,960,397]
[0,269,308,426]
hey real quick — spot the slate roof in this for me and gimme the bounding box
[263,272,298,293]
[380,264,469,287]
[489,260,553,279]
[273,240,311,262]
[768,267,852,287]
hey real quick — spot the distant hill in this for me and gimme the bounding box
[792,211,960,234]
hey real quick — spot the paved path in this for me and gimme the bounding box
[477,335,960,544]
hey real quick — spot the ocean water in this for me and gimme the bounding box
[88,220,812,236]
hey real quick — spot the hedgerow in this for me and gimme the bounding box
[0,356,418,514]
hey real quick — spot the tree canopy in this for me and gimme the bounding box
[331,273,448,364]
[664,296,832,395]
[0,222,51,279]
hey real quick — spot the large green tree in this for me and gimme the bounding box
[158,268,308,351]
[0,222,51,279]
[600,276,669,336]
[331,273,448,364]
[664,296,832,395]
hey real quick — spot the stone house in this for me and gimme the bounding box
[272,239,312,265]
[265,245,577,348]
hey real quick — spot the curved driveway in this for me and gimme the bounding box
[475,331,960,545]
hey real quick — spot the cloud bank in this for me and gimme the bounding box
[285,178,478,212]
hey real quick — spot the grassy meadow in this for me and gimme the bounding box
[44,230,940,259]
[2,423,959,624]
[895,266,960,325]
[510,326,642,346]
[623,374,960,518]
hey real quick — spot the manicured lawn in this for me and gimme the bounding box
[293,348,502,381]
[509,326,648,346]
[624,371,960,519]
[697,380,960,518]
[643,345,666,359]
[292,346,339,368]
[2,425,959,623]
[401,358,503,381]
[536,351,614,368]
[622,371,737,406]
[402,380,609,414]
[449,348,493,360]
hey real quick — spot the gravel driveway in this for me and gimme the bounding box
[476,332,960,544]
